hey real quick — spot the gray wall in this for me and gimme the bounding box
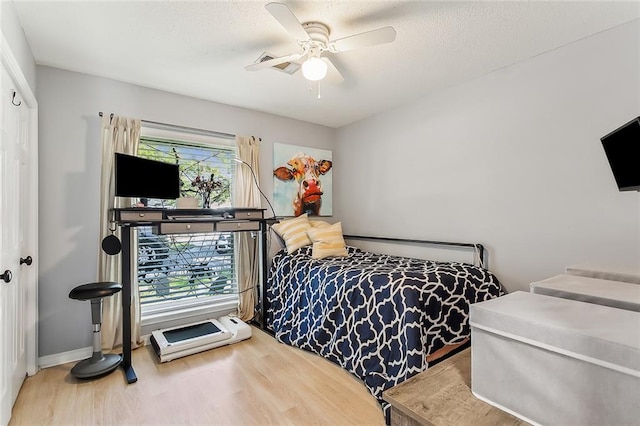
[28,18,640,358]
[36,66,335,356]
[335,20,640,292]
[1,0,36,91]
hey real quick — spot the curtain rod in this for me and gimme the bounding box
[98,112,235,140]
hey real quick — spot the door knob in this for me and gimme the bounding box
[1,270,12,283]
[20,256,33,266]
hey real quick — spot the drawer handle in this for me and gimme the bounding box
[187,224,191,230]
[139,213,145,217]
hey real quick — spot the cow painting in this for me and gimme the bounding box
[274,153,332,216]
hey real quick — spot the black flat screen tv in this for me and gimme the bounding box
[600,116,640,192]
[114,153,180,199]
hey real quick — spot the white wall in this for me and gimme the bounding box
[36,66,335,356]
[335,20,640,292]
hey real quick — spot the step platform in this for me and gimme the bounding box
[150,316,251,362]
[530,273,640,312]
[565,263,640,284]
[470,291,640,426]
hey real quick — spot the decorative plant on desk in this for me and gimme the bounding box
[172,148,231,209]
[191,173,226,209]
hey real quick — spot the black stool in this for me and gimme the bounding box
[69,281,123,379]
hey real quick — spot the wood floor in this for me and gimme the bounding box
[10,327,384,425]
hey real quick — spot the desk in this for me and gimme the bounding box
[113,207,268,383]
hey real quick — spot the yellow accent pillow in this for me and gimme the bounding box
[309,220,331,228]
[307,222,348,259]
[272,214,312,254]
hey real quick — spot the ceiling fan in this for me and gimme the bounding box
[245,2,397,83]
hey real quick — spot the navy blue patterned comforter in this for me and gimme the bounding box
[267,245,503,411]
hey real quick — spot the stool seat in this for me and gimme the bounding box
[69,281,122,301]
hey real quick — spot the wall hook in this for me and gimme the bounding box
[11,91,21,106]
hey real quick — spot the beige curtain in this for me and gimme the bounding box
[98,115,142,350]
[234,136,261,321]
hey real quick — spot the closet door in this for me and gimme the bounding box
[0,62,30,426]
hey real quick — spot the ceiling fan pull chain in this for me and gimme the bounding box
[309,80,321,99]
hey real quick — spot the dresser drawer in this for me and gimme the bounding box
[119,211,163,222]
[234,210,263,220]
[156,222,214,234]
[216,221,260,232]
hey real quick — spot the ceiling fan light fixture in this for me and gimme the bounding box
[301,57,328,81]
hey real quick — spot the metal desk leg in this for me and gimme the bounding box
[259,220,269,332]
[120,225,138,384]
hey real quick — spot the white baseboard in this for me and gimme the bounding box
[38,303,237,369]
[37,338,157,370]
[38,346,93,369]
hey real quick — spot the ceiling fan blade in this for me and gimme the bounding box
[245,52,303,71]
[330,26,396,52]
[322,57,344,84]
[265,2,310,42]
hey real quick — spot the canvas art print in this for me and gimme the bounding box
[273,143,333,217]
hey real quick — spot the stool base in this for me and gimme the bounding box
[71,353,122,379]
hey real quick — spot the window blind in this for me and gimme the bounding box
[136,136,237,307]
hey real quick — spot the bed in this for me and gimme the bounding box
[265,232,504,417]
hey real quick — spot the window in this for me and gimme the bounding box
[135,132,237,321]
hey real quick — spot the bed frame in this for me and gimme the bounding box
[343,234,486,268]
[259,234,488,334]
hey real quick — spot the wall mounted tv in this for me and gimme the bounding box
[114,153,180,199]
[600,116,640,192]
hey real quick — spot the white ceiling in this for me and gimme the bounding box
[13,1,640,128]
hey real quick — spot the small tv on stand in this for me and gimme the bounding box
[600,116,640,192]
[114,153,180,200]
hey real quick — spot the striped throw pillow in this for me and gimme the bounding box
[307,222,348,259]
[309,219,331,228]
[272,214,312,254]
